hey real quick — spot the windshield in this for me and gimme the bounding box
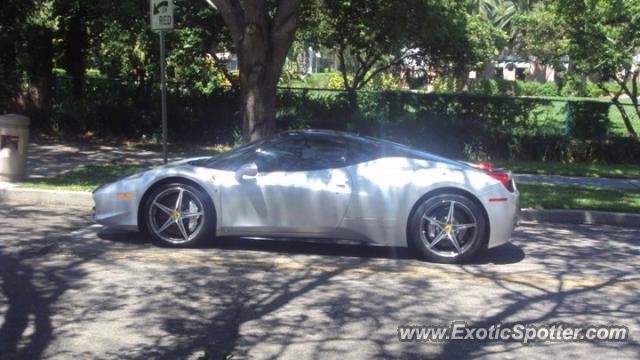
[193,138,268,170]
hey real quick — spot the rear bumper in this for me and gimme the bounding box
[483,185,519,248]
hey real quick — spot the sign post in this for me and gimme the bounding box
[150,0,174,164]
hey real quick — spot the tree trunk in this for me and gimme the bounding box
[210,0,300,142]
[26,27,54,131]
[237,21,280,142]
[597,80,638,138]
[240,72,277,141]
[626,70,640,139]
[63,9,87,99]
[612,72,639,138]
[0,41,19,112]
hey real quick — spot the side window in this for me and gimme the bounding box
[343,139,380,165]
[254,138,306,172]
[207,134,382,173]
[301,137,348,170]
[283,135,381,171]
[206,137,306,172]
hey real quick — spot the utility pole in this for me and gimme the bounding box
[159,30,168,164]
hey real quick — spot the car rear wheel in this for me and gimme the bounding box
[143,182,214,247]
[409,193,487,263]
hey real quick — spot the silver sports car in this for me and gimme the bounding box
[94,130,519,263]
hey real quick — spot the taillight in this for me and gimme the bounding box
[488,172,511,190]
[462,161,514,191]
[471,162,513,191]
[476,161,494,170]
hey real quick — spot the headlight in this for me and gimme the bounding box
[123,169,148,180]
[93,168,150,194]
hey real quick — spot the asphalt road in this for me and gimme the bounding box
[1,205,639,359]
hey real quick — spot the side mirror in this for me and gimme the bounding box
[235,162,258,181]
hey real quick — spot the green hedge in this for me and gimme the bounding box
[564,101,610,140]
[43,76,240,144]
[434,78,622,99]
[278,90,638,163]
[40,78,639,164]
[500,135,640,163]
[473,79,560,97]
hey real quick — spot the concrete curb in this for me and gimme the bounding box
[0,187,93,208]
[520,208,640,228]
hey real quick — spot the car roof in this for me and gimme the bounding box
[275,129,466,168]
[275,129,380,144]
[278,129,358,137]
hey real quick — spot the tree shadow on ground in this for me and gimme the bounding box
[91,228,526,358]
[435,223,640,359]
[3,218,638,359]
[0,205,95,359]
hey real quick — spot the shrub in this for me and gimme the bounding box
[432,77,465,93]
[327,73,348,90]
[466,79,499,95]
[464,79,560,97]
[367,73,401,90]
[559,76,606,98]
[518,81,559,97]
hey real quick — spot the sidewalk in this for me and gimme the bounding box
[25,138,218,180]
[25,138,166,180]
[2,138,205,208]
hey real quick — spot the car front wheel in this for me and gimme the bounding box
[143,182,214,247]
[409,193,487,263]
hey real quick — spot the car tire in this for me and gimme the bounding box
[143,182,215,247]
[409,193,487,263]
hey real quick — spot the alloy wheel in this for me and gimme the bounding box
[420,200,478,258]
[148,186,205,244]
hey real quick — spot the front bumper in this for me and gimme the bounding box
[93,181,140,231]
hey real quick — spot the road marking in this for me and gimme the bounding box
[106,250,640,292]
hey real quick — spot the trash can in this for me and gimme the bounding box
[0,114,30,182]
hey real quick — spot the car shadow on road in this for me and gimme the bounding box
[96,228,525,265]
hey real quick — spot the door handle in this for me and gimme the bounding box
[236,173,257,182]
[336,182,348,188]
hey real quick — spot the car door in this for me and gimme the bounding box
[220,134,353,236]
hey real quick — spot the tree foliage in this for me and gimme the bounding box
[555,0,640,137]
[512,3,567,67]
[310,0,501,90]
[0,0,37,111]
[476,0,535,51]
[2,0,639,142]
